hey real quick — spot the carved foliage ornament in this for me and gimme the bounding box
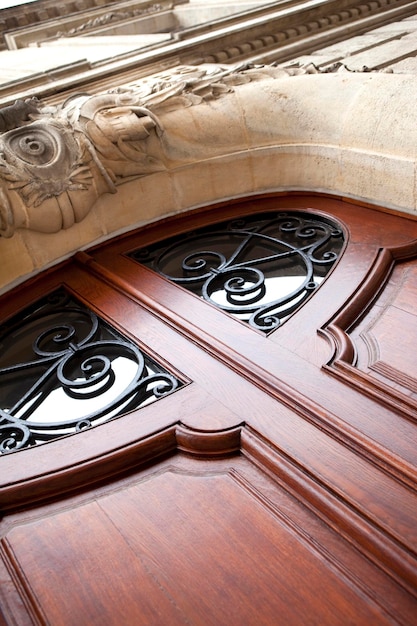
[0,63,372,238]
[0,64,257,237]
[0,120,91,207]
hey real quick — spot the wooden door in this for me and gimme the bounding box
[1,194,417,625]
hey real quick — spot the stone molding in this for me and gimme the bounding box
[2,0,416,104]
[202,0,417,64]
[63,4,166,37]
[0,63,278,237]
[4,0,176,50]
[0,61,408,239]
[0,63,416,292]
[0,0,125,50]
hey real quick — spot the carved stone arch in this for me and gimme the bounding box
[0,64,416,293]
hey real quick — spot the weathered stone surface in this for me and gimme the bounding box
[337,31,417,70]
[277,32,410,70]
[0,64,416,292]
[0,63,278,238]
[386,56,417,72]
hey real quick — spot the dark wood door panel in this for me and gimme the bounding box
[1,194,417,625]
[2,245,417,580]
[326,254,417,419]
[2,453,416,626]
[75,240,417,486]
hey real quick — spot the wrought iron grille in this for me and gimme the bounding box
[0,289,181,453]
[130,211,345,332]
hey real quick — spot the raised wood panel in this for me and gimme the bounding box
[365,306,417,393]
[2,453,416,626]
[327,255,417,417]
[357,261,417,395]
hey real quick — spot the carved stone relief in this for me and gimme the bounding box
[62,3,167,37]
[0,62,387,238]
[0,63,275,237]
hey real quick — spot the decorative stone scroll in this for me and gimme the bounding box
[0,63,270,237]
[0,62,373,238]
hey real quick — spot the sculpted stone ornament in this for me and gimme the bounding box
[0,62,375,237]
[0,91,166,237]
[0,63,257,237]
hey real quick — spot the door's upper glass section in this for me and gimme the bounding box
[0,289,181,453]
[130,211,345,332]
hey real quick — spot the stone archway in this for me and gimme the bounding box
[0,63,415,293]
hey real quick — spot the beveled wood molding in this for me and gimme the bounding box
[321,247,396,365]
[176,424,242,457]
[241,426,417,599]
[2,418,417,601]
[322,238,417,358]
[321,239,417,419]
[0,404,242,514]
[0,426,176,511]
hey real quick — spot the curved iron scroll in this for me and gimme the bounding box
[0,290,181,453]
[130,211,345,332]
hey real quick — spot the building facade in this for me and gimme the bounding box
[1,1,417,623]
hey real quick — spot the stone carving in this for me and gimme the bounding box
[0,62,380,238]
[0,90,166,236]
[0,98,40,132]
[0,100,96,236]
[0,63,259,237]
[62,3,167,37]
[203,0,395,64]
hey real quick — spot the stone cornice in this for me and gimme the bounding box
[0,0,124,50]
[4,0,177,50]
[0,0,415,106]
[201,0,417,65]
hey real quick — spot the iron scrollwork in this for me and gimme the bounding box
[131,211,345,332]
[0,290,181,453]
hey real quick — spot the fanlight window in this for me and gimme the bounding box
[0,289,182,453]
[130,211,345,332]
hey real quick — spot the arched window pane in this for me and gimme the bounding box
[130,211,345,332]
[0,289,182,453]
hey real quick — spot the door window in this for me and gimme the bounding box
[0,288,182,453]
[130,211,345,332]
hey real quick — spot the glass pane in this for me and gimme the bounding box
[0,289,182,453]
[130,211,345,332]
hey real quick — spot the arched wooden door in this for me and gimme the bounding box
[1,194,417,625]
